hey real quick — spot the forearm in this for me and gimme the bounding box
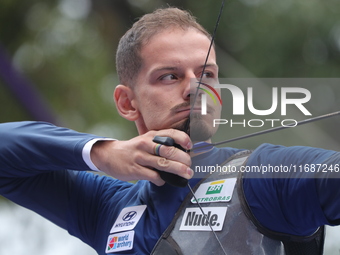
[0,121,104,177]
[0,121,110,234]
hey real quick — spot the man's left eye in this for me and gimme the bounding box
[160,74,177,81]
[201,72,213,79]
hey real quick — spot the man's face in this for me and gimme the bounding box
[132,28,221,142]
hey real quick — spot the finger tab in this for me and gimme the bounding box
[152,136,174,146]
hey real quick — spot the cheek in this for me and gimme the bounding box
[136,96,164,121]
[134,85,175,119]
[139,96,162,111]
[139,89,172,110]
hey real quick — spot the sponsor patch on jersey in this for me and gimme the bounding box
[179,207,227,231]
[110,205,147,233]
[106,230,134,253]
[191,178,236,204]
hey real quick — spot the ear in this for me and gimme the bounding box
[114,85,140,121]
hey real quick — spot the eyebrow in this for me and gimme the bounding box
[200,63,218,70]
[153,66,178,73]
[153,63,218,73]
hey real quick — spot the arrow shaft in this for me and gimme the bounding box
[191,111,340,151]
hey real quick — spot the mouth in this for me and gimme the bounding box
[176,106,202,114]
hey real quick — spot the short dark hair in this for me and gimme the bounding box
[116,7,212,87]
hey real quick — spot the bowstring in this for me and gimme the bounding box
[188,184,228,254]
[185,1,227,254]
[184,0,225,133]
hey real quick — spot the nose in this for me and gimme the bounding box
[182,74,204,101]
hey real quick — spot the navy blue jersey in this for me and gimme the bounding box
[0,121,339,254]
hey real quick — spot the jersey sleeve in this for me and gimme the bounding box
[243,143,339,236]
[0,121,122,247]
[0,121,104,175]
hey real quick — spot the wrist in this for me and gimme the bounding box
[83,138,115,171]
[90,140,116,172]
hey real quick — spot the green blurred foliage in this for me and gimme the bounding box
[0,0,136,138]
[0,0,340,143]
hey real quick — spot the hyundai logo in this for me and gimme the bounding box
[122,211,137,221]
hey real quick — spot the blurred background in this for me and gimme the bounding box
[1,0,340,254]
